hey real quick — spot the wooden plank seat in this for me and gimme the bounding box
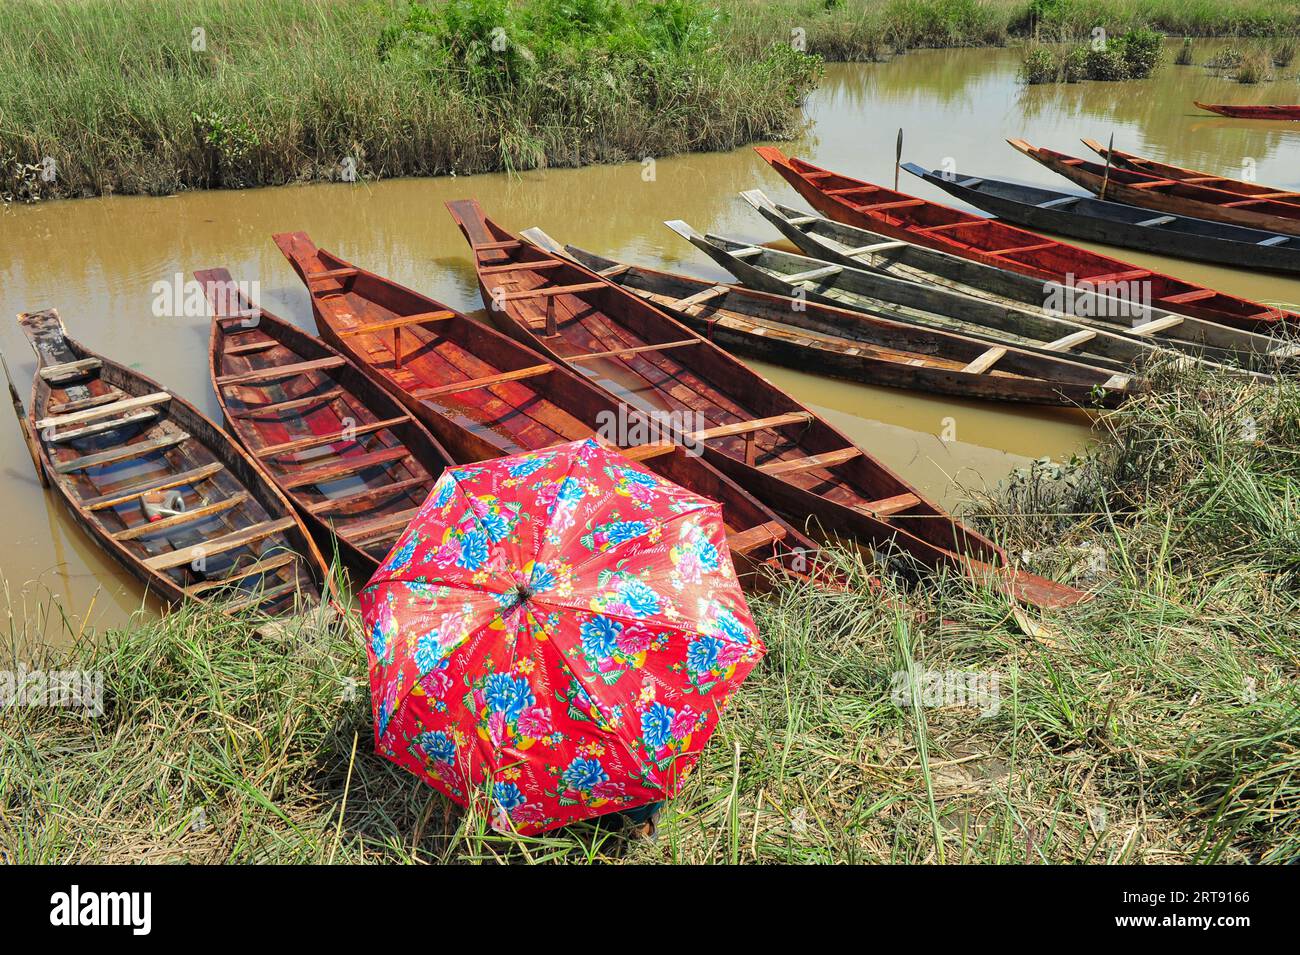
[758,447,862,476]
[54,430,190,474]
[47,389,128,415]
[254,415,409,458]
[47,408,162,443]
[216,579,302,614]
[113,492,250,541]
[410,364,555,400]
[842,240,907,256]
[670,286,730,309]
[785,265,843,284]
[985,242,1056,257]
[230,388,344,420]
[338,506,423,545]
[472,239,522,252]
[689,411,814,442]
[215,356,345,386]
[305,267,359,284]
[142,517,298,571]
[36,392,171,431]
[83,462,225,511]
[39,358,101,382]
[855,492,921,517]
[1043,329,1097,352]
[1130,315,1186,336]
[224,338,280,356]
[1159,289,1218,305]
[858,199,926,212]
[281,447,412,489]
[183,553,298,596]
[567,339,701,364]
[336,312,455,336]
[308,476,429,515]
[726,521,788,555]
[962,346,1007,375]
[479,259,564,275]
[1080,269,1152,284]
[501,282,605,301]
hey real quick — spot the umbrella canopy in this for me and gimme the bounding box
[359,438,766,834]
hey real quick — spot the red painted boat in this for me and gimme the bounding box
[1195,101,1300,121]
[1009,139,1300,239]
[200,268,454,575]
[1083,138,1300,209]
[754,146,1296,332]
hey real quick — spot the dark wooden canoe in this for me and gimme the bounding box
[754,146,1299,332]
[906,162,1300,274]
[532,230,1134,406]
[1083,139,1300,209]
[662,219,1170,395]
[200,268,453,575]
[1195,101,1300,121]
[1009,139,1300,239]
[18,308,325,614]
[269,232,840,592]
[445,198,1089,610]
[741,190,1291,372]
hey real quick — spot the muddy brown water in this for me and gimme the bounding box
[3,42,1298,635]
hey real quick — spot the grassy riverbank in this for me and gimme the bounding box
[4,365,1296,864]
[4,0,1300,201]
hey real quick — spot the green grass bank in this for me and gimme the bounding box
[4,0,1300,201]
[4,364,1297,864]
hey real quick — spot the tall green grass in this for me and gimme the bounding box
[0,0,820,199]
[4,364,1297,863]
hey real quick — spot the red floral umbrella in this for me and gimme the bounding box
[358,438,765,835]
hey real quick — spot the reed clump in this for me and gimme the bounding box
[4,364,1297,863]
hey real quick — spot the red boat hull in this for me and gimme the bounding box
[1196,101,1300,121]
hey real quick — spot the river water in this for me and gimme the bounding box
[3,42,1297,633]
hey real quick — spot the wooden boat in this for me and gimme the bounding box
[907,162,1300,274]
[663,219,1212,390]
[1195,101,1300,121]
[269,232,839,592]
[742,190,1292,372]
[529,231,1136,407]
[17,308,325,614]
[754,146,1299,333]
[200,268,454,574]
[1083,139,1300,209]
[445,198,1089,609]
[1009,139,1300,239]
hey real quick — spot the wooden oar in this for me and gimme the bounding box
[0,347,49,487]
[894,128,903,191]
[1098,132,1114,202]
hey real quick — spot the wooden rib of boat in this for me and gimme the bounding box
[1194,101,1300,121]
[907,162,1300,274]
[754,146,1299,332]
[199,268,454,574]
[1009,139,1300,239]
[445,198,1089,610]
[17,308,325,614]
[1083,139,1300,208]
[269,232,838,593]
[530,231,1135,406]
[741,190,1293,371]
